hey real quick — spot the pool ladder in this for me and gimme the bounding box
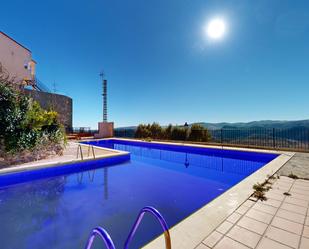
[84,206,171,249]
[77,144,96,160]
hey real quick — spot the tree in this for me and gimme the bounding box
[188,124,211,142]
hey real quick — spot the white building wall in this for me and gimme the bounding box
[0,32,33,83]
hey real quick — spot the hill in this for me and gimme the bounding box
[116,120,309,130]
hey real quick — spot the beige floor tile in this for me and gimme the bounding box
[280,203,307,215]
[242,200,255,208]
[214,236,250,249]
[276,209,305,224]
[216,221,234,234]
[305,217,309,226]
[273,181,291,186]
[290,192,309,201]
[256,237,291,249]
[300,237,309,249]
[265,192,285,201]
[291,190,309,197]
[284,196,309,208]
[227,225,261,248]
[262,198,282,208]
[265,226,300,248]
[245,209,273,224]
[291,185,309,192]
[278,176,294,182]
[294,181,309,188]
[236,205,250,215]
[271,216,303,235]
[274,181,293,187]
[303,226,309,238]
[272,186,290,192]
[203,231,223,248]
[196,243,211,249]
[253,202,277,215]
[237,216,268,235]
[227,212,242,224]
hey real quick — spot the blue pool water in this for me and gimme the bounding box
[0,140,278,249]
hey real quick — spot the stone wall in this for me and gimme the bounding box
[24,89,73,131]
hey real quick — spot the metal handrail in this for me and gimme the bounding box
[84,227,116,249]
[87,145,96,159]
[76,144,84,160]
[77,144,96,160]
[124,206,171,249]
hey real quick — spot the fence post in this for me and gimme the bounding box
[220,129,223,145]
[272,128,275,149]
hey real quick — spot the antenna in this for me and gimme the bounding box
[53,81,57,93]
[100,71,107,123]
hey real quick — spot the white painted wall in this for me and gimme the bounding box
[0,32,34,83]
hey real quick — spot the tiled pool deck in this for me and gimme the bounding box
[198,176,309,249]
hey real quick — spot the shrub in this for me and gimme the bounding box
[163,124,173,140]
[135,124,151,138]
[0,79,65,157]
[188,124,211,142]
[170,126,188,140]
[150,122,163,139]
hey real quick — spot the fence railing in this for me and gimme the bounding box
[114,128,309,152]
[69,127,98,136]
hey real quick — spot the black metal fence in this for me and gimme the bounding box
[114,128,309,152]
[69,127,98,135]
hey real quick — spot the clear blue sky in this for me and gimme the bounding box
[1,0,309,128]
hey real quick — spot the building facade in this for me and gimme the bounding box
[0,31,36,85]
[0,31,73,131]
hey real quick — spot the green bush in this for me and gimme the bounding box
[135,124,151,138]
[0,81,65,154]
[170,126,188,140]
[163,124,173,140]
[188,124,211,142]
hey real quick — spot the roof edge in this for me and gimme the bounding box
[0,31,32,53]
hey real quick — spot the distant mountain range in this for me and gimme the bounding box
[195,120,309,130]
[116,120,309,130]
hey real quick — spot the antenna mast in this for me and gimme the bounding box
[100,71,107,123]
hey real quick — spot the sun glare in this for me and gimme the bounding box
[206,18,226,40]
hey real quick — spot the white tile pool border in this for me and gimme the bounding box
[90,138,294,249]
[0,142,130,175]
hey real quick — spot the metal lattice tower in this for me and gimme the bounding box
[100,72,108,122]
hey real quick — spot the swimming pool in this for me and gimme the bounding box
[0,139,278,249]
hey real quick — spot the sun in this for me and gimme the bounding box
[206,18,226,39]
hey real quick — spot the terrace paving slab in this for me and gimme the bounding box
[197,177,309,249]
[278,152,309,179]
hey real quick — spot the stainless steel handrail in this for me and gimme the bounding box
[84,227,116,249]
[76,144,84,160]
[77,144,96,160]
[124,206,171,249]
[87,145,96,159]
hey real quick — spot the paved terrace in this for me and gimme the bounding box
[198,176,309,249]
[0,141,124,174]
